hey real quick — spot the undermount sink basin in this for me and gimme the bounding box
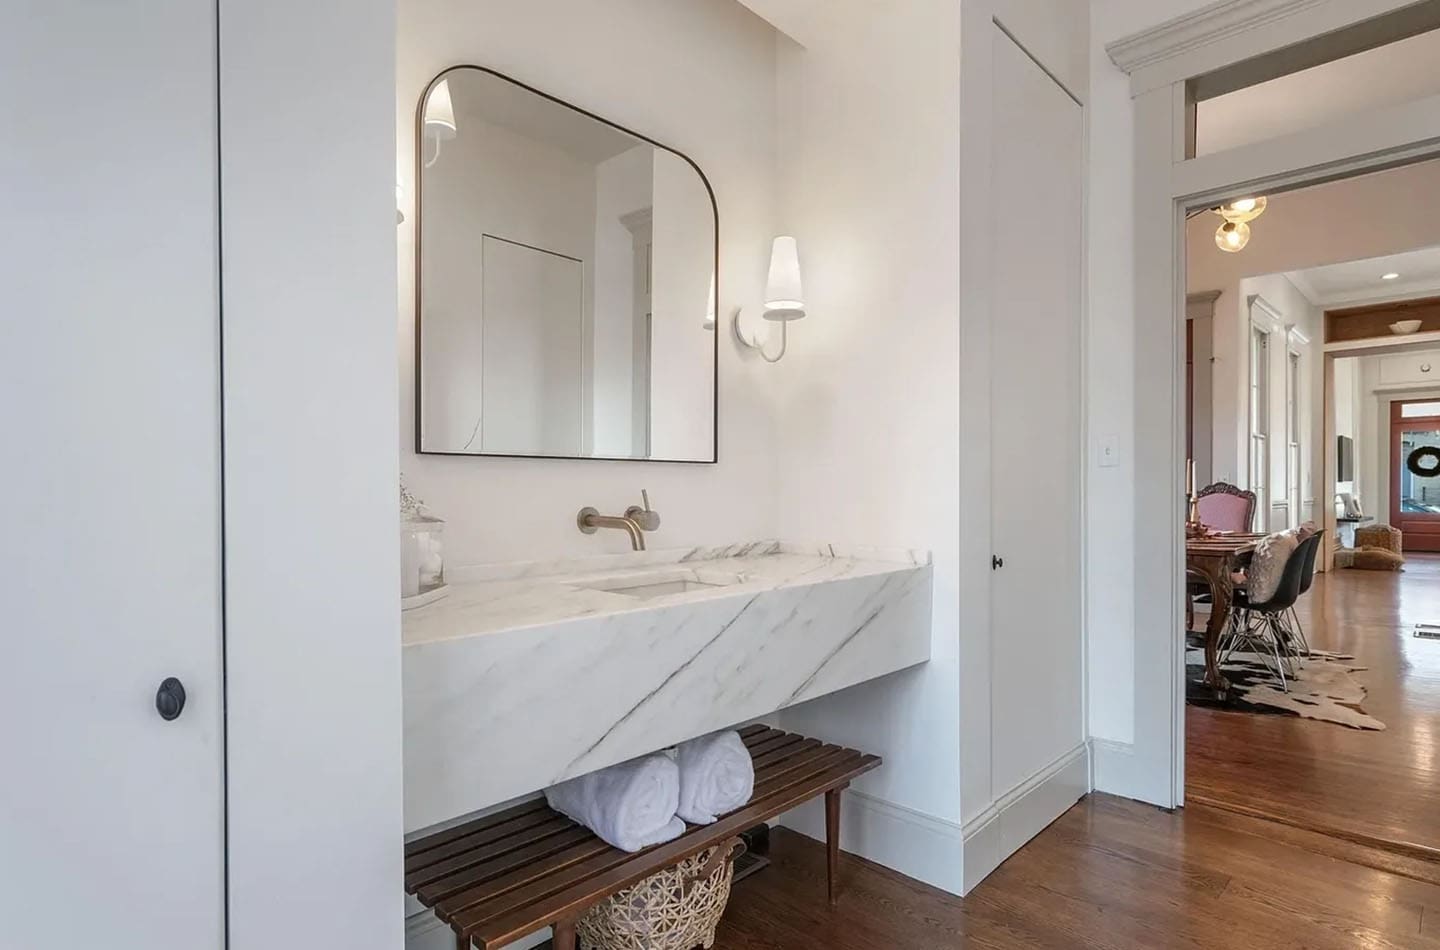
[575,569,743,600]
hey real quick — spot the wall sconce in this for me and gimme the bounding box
[422,78,457,169]
[704,271,716,331]
[735,236,805,363]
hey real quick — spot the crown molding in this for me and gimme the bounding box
[1283,270,1322,306]
[1300,279,1440,309]
[1106,0,1328,73]
[1186,289,1223,320]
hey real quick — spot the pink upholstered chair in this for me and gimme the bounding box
[1196,482,1258,534]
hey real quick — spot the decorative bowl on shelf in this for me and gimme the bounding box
[1390,319,1424,335]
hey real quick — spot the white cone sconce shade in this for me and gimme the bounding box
[704,271,717,331]
[424,79,457,140]
[763,236,805,321]
[736,236,806,362]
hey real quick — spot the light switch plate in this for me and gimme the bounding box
[1098,434,1120,468]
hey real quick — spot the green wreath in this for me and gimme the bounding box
[1409,446,1440,478]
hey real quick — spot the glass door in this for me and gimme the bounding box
[1391,399,1440,553]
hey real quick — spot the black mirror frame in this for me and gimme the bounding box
[413,65,720,464]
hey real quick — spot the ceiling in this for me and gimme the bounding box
[448,70,643,166]
[732,0,822,45]
[1287,245,1440,308]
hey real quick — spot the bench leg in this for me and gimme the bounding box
[455,935,470,950]
[552,916,578,950]
[826,784,847,904]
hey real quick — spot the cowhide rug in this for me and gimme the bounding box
[1185,643,1386,731]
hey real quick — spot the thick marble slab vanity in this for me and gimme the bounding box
[402,541,932,832]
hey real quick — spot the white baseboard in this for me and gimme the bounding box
[1090,737,1172,807]
[779,788,965,896]
[961,743,1089,893]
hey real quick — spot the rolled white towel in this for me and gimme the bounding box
[674,730,755,825]
[544,753,685,853]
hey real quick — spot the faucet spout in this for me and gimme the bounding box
[576,508,647,551]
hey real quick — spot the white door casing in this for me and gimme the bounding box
[0,3,225,946]
[1114,0,1440,808]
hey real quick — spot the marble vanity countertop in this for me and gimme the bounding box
[402,540,933,832]
[402,540,930,646]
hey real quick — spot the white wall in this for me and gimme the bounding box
[649,150,719,461]
[398,0,781,568]
[1088,0,1216,752]
[422,113,596,454]
[592,146,652,456]
[221,0,405,947]
[767,0,963,892]
[769,0,1089,896]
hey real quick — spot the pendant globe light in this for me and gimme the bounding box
[1216,196,1267,224]
[1215,220,1250,253]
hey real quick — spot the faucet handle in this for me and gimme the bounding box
[626,489,661,532]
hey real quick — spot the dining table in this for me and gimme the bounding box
[1186,532,1262,696]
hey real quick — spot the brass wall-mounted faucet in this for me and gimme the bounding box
[577,490,661,551]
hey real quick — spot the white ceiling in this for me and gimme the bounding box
[449,70,642,166]
[732,0,822,45]
[1287,245,1440,308]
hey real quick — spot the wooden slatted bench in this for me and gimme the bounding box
[404,725,882,950]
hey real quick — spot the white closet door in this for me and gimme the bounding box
[0,4,224,947]
[989,28,1085,794]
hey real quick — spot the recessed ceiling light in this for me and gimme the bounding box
[1383,272,1401,280]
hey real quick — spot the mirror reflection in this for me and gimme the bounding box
[416,67,718,462]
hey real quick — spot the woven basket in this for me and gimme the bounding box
[577,838,746,950]
[1355,523,1403,554]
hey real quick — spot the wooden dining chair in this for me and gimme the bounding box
[1187,482,1259,631]
[1196,482,1258,534]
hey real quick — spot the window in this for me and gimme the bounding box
[1401,400,1440,419]
[1249,326,1269,530]
[1287,349,1301,527]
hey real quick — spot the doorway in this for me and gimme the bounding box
[1116,2,1440,817]
[1392,398,1440,551]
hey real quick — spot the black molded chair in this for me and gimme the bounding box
[1222,532,1322,692]
[1288,533,1322,656]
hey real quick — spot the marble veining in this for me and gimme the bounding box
[403,541,932,832]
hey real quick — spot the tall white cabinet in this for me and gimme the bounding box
[1,3,226,945]
[988,28,1085,798]
[2,2,403,948]
[959,12,1088,889]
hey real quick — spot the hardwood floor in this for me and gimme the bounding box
[1187,554,1440,855]
[716,796,1440,948]
[708,559,1440,949]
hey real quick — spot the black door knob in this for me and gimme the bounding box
[155,677,186,721]
[992,555,1004,570]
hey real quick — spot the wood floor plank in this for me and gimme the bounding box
[1188,555,1440,856]
[716,796,1440,949]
